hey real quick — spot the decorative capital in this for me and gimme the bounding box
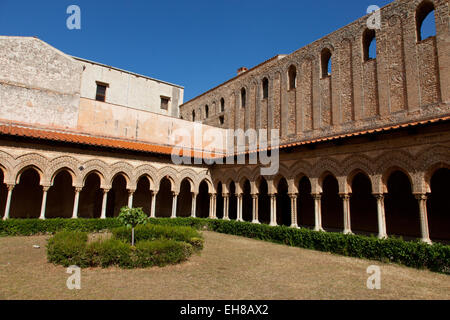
[414,193,427,201]
[74,187,83,193]
[102,188,111,193]
[373,193,384,200]
[339,193,351,200]
[6,184,15,191]
[312,193,322,200]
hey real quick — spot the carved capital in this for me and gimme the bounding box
[414,193,427,201]
[312,193,322,201]
[339,193,351,201]
[373,193,385,201]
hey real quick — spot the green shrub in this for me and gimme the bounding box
[46,223,202,268]
[137,218,450,274]
[134,239,193,268]
[0,218,122,236]
[112,224,203,251]
[11,217,450,274]
[46,231,90,268]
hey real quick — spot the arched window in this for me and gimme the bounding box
[321,48,332,78]
[205,105,209,118]
[241,88,246,108]
[220,98,225,112]
[416,1,436,41]
[288,65,297,90]
[262,77,269,99]
[363,28,376,61]
[192,110,196,121]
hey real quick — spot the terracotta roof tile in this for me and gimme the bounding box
[0,115,449,160]
[0,124,219,159]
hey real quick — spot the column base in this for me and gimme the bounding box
[421,238,432,245]
[223,217,230,221]
[378,234,388,240]
[290,224,299,229]
[269,222,278,227]
[343,229,353,235]
[252,220,260,224]
[237,218,244,222]
[314,226,324,232]
[39,217,45,220]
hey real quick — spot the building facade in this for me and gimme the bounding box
[0,0,449,243]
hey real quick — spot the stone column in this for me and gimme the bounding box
[2,184,15,220]
[191,192,197,217]
[210,194,217,219]
[251,194,259,224]
[100,188,110,219]
[39,186,50,220]
[415,194,432,244]
[237,193,243,221]
[374,194,387,239]
[340,193,352,235]
[312,193,324,231]
[289,193,298,228]
[269,194,277,226]
[223,193,230,220]
[127,189,135,208]
[150,191,156,218]
[3,184,16,220]
[72,187,82,219]
[171,192,178,218]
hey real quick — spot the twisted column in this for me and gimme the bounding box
[289,193,298,228]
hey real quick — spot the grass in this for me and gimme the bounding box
[0,231,449,300]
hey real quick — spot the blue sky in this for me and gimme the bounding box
[0,0,435,102]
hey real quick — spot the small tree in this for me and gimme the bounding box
[117,207,148,246]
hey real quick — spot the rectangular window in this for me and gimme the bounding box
[160,96,170,110]
[95,82,108,102]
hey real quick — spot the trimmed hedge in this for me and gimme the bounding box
[0,218,122,236]
[47,226,197,268]
[4,218,449,273]
[150,218,450,274]
[112,224,204,251]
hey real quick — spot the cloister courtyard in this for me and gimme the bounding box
[0,231,448,300]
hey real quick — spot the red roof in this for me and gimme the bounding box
[0,115,448,159]
[0,123,218,159]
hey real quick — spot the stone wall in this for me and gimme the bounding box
[179,0,450,145]
[77,58,184,117]
[0,37,82,129]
